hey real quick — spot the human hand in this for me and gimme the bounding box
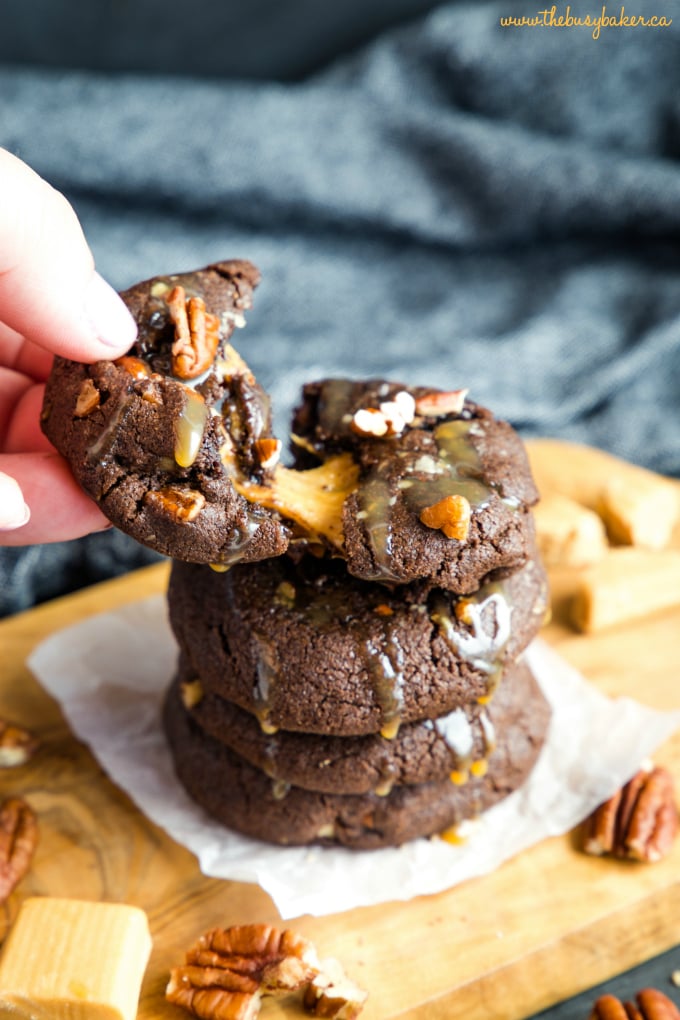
[0,149,137,543]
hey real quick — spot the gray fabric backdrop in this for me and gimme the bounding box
[1,0,679,615]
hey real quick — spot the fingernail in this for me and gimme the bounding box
[0,501,30,531]
[84,272,138,350]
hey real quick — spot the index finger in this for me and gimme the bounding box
[0,149,137,362]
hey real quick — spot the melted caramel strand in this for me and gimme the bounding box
[234,454,359,549]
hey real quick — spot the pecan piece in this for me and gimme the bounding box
[115,355,152,379]
[351,392,416,439]
[0,797,38,902]
[144,487,206,523]
[74,378,101,417]
[419,493,471,541]
[168,285,221,380]
[0,719,39,768]
[351,408,389,438]
[414,388,468,417]
[378,391,416,434]
[582,763,679,863]
[303,957,368,1019]
[254,438,281,471]
[590,989,680,1019]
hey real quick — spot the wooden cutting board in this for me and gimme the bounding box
[1,439,679,1020]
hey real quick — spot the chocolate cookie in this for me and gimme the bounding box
[168,551,548,737]
[173,653,540,795]
[41,261,290,566]
[291,379,539,591]
[162,662,551,849]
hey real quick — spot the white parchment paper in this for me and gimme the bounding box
[28,597,680,919]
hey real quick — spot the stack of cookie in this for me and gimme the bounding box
[42,262,551,851]
[162,375,552,850]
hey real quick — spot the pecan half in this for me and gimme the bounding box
[590,989,680,1019]
[0,797,38,902]
[590,994,631,1019]
[167,924,319,1020]
[0,719,39,768]
[168,285,221,380]
[419,493,471,541]
[582,763,679,863]
[144,487,206,523]
[167,925,367,1020]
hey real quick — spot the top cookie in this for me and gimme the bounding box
[290,379,539,592]
[41,261,290,566]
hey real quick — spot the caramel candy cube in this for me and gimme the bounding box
[571,548,680,633]
[0,897,152,1019]
[597,474,679,550]
[534,493,607,567]
[527,439,680,550]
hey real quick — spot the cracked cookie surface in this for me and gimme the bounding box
[168,550,548,737]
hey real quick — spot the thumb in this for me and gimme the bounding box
[0,149,137,362]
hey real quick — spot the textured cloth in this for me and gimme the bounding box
[1,0,679,615]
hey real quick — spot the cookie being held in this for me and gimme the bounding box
[41,261,290,566]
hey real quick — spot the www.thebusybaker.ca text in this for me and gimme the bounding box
[499,5,672,38]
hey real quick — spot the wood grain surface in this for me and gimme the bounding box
[0,440,679,1020]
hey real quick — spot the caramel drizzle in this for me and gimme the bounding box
[252,635,280,735]
[430,701,497,785]
[357,419,493,582]
[174,389,209,468]
[400,420,491,515]
[431,583,512,697]
[434,708,474,760]
[356,474,403,583]
[86,392,137,464]
[365,632,406,740]
[213,515,263,568]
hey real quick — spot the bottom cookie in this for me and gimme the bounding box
[162,663,551,849]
